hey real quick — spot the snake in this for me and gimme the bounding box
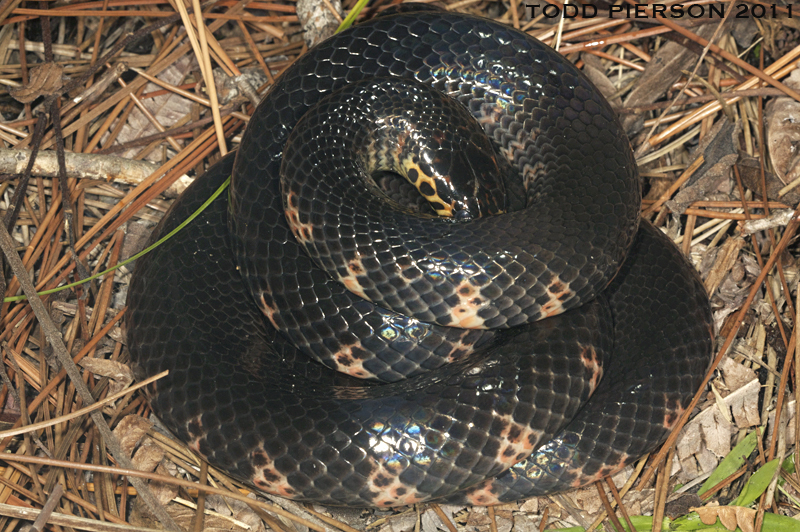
[126,5,714,507]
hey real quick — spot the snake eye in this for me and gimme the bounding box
[455,210,473,222]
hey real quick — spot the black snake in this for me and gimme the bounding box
[127,5,714,507]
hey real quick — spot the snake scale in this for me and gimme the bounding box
[127,5,714,507]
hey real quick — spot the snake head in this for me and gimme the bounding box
[402,129,509,221]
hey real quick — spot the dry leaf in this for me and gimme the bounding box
[766,68,800,187]
[728,380,762,428]
[422,506,459,532]
[714,254,760,333]
[463,506,513,532]
[296,0,343,46]
[132,438,166,474]
[664,119,740,214]
[621,24,717,135]
[676,378,759,481]
[204,494,266,532]
[693,505,756,532]
[113,415,177,504]
[79,357,133,382]
[510,511,546,532]
[703,236,745,297]
[738,154,800,205]
[718,356,758,394]
[9,63,63,103]
[518,498,538,513]
[115,56,196,162]
[377,511,417,532]
[79,357,134,398]
[766,399,796,446]
[161,498,253,532]
[113,415,152,457]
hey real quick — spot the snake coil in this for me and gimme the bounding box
[127,5,714,507]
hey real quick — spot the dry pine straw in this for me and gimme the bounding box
[0,0,797,530]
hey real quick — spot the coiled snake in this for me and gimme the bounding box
[127,5,714,507]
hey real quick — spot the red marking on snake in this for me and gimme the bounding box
[493,419,542,468]
[250,448,298,498]
[253,469,297,498]
[568,454,632,489]
[284,191,314,244]
[355,460,428,507]
[442,333,479,363]
[541,279,572,317]
[185,425,204,455]
[379,491,425,507]
[522,161,545,189]
[332,343,378,379]
[450,281,486,328]
[335,257,371,301]
[502,138,526,160]
[580,346,603,393]
[461,483,504,506]
[258,294,281,330]
[664,401,686,429]
[186,438,202,455]
[370,480,425,507]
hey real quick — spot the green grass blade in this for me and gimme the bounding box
[698,428,761,496]
[731,458,779,507]
[337,0,370,33]
[3,176,231,303]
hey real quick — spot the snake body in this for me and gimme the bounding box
[127,6,713,507]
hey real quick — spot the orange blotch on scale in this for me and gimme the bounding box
[187,420,201,436]
[372,487,425,507]
[258,294,281,330]
[580,346,603,393]
[336,352,354,367]
[249,448,300,499]
[187,438,202,455]
[481,413,543,472]
[443,334,477,363]
[254,470,297,498]
[494,422,542,467]
[569,454,631,489]
[357,453,429,506]
[284,191,314,244]
[541,279,572,318]
[186,416,205,453]
[463,485,503,506]
[336,257,371,301]
[663,401,686,429]
[569,454,633,489]
[333,343,378,379]
[450,282,486,328]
